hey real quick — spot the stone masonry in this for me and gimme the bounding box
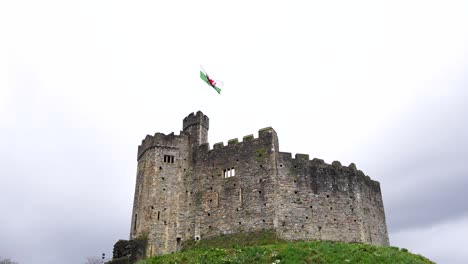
[129,111,389,257]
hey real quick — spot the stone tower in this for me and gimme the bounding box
[183,111,209,148]
[126,111,389,258]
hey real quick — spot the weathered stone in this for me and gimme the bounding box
[125,111,389,259]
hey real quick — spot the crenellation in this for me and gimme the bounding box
[332,161,342,168]
[348,163,357,172]
[243,134,254,141]
[125,111,389,259]
[295,153,309,161]
[213,142,224,149]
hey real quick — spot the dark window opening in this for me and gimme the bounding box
[326,195,330,198]
[157,211,160,221]
[133,214,137,231]
[163,155,175,164]
[164,221,167,225]
[330,207,333,210]
[238,222,242,225]
[207,213,211,216]
[318,226,322,231]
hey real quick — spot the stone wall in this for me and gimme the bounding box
[275,153,389,245]
[186,127,280,243]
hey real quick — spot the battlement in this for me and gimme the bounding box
[278,151,374,180]
[183,111,209,130]
[137,131,187,160]
[196,127,277,153]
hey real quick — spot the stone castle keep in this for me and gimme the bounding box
[129,111,389,256]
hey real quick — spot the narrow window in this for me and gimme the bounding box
[239,188,243,206]
[231,168,235,176]
[134,214,137,231]
[157,211,160,221]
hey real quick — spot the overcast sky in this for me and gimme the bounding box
[1,1,467,264]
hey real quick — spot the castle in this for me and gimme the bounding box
[129,111,389,257]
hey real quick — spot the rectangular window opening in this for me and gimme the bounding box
[164,155,175,164]
[223,167,236,178]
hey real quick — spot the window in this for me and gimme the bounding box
[134,214,137,231]
[223,167,235,178]
[163,155,175,163]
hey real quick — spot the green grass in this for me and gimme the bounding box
[136,232,434,264]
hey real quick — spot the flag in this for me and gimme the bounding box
[200,66,223,94]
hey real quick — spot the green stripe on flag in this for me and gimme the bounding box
[200,70,221,94]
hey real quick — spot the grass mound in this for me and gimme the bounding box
[137,232,433,264]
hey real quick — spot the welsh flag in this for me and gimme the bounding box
[200,66,223,94]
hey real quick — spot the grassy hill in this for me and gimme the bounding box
[136,231,434,264]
